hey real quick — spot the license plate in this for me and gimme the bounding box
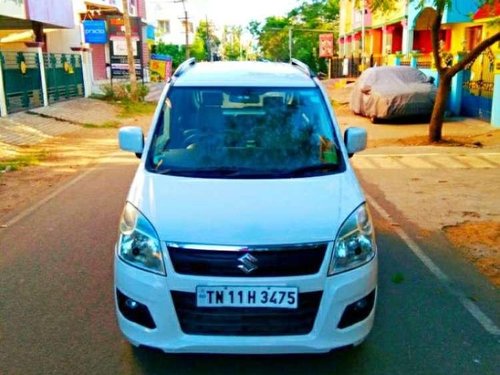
[196,286,298,309]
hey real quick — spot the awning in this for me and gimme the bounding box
[474,0,500,20]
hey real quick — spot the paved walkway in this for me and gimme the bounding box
[0,99,119,146]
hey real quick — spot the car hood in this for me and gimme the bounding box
[126,170,364,245]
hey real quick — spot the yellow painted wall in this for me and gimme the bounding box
[482,21,500,54]
[371,2,406,28]
[345,0,353,34]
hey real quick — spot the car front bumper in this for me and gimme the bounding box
[114,253,378,354]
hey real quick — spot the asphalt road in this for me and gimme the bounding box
[0,152,499,375]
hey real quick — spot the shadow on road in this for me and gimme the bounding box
[130,344,366,374]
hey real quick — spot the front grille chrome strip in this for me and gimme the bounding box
[166,242,330,252]
[166,243,248,252]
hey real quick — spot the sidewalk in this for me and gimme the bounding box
[0,98,120,147]
[322,81,500,287]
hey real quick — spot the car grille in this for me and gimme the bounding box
[167,242,328,277]
[171,291,323,336]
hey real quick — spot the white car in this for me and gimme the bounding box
[115,59,377,354]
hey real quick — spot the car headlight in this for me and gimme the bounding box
[117,202,165,275]
[328,203,376,276]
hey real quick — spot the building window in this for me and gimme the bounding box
[465,26,482,52]
[181,20,194,33]
[158,20,170,34]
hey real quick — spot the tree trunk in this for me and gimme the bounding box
[121,0,138,101]
[428,74,452,143]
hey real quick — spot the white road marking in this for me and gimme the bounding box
[367,193,500,336]
[454,155,497,168]
[354,153,500,169]
[396,156,436,169]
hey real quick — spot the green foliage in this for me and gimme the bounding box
[190,20,220,61]
[100,82,149,102]
[0,151,47,173]
[118,101,156,118]
[222,26,245,61]
[152,43,186,68]
[82,121,120,129]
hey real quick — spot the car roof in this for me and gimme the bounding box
[359,65,429,84]
[172,61,317,88]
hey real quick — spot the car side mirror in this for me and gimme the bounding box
[344,127,367,158]
[119,126,144,158]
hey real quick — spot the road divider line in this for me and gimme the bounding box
[366,193,500,337]
[2,152,125,228]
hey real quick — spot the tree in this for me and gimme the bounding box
[368,0,500,142]
[154,43,186,69]
[121,0,138,101]
[249,0,340,72]
[222,26,245,61]
[190,20,220,61]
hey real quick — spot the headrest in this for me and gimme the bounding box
[202,91,223,106]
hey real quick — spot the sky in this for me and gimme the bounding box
[186,0,301,28]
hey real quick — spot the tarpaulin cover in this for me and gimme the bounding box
[350,66,437,120]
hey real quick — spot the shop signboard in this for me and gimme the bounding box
[108,16,143,79]
[83,20,107,44]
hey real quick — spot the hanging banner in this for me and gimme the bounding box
[319,33,334,58]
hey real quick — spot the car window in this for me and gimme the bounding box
[146,86,342,178]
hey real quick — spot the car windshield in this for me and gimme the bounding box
[146,86,342,178]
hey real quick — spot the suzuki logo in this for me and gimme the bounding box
[237,253,258,274]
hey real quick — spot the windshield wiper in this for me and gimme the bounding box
[157,166,243,177]
[280,163,340,177]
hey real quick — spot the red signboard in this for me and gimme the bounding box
[319,33,334,58]
[107,15,141,39]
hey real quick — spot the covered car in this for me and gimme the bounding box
[350,66,437,123]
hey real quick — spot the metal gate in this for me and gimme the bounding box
[461,50,495,122]
[0,51,43,113]
[44,53,84,104]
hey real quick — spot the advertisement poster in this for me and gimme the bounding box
[319,33,334,58]
[150,54,172,81]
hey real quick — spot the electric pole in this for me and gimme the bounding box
[174,0,190,59]
[121,0,138,100]
[206,15,211,61]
